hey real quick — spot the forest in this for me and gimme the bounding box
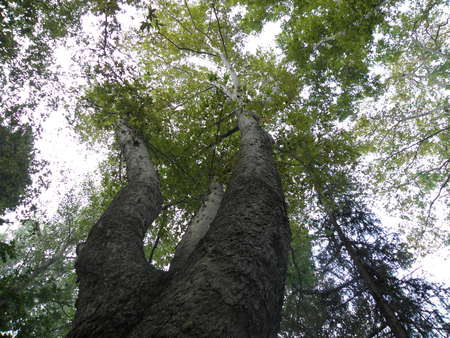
[0,0,449,337]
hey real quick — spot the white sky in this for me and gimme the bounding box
[34,109,106,215]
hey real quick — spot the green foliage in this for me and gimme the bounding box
[0,215,77,336]
[0,0,86,60]
[0,0,91,129]
[0,177,120,337]
[0,125,35,215]
[0,241,15,263]
[281,221,325,337]
[236,0,449,249]
[237,0,388,119]
[355,0,449,248]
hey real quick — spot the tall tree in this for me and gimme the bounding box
[1,0,448,336]
[0,0,92,303]
[67,2,291,335]
[0,192,88,337]
[277,117,450,336]
[0,124,34,218]
[67,0,449,336]
[68,97,290,336]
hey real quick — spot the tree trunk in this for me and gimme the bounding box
[67,121,164,337]
[331,217,409,338]
[68,112,290,337]
[313,182,408,338]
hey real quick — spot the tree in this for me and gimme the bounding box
[66,0,449,336]
[0,123,38,270]
[68,109,290,336]
[0,169,121,337]
[0,192,87,337]
[0,124,34,217]
[1,0,449,336]
[277,117,449,336]
[0,0,90,293]
[0,0,93,251]
[314,190,450,337]
[66,2,292,335]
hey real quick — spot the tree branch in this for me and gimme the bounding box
[170,181,224,273]
[158,30,217,57]
[385,126,450,161]
[212,3,229,61]
[148,221,164,263]
[425,173,450,226]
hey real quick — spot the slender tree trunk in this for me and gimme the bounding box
[169,181,224,273]
[68,111,290,337]
[312,181,408,338]
[331,217,408,338]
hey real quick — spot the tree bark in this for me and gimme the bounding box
[170,181,224,273]
[128,111,290,337]
[68,112,290,337]
[67,121,164,337]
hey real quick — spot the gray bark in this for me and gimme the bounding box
[68,111,290,337]
[129,110,290,337]
[67,121,163,337]
[170,181,224,273]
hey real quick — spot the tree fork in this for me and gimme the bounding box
[125,107,290,337]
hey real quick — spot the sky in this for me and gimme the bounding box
[34,109,106,215]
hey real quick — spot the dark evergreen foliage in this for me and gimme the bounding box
[282,190,450,337]
[0,125,34,215]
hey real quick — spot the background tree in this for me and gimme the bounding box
[0,192,88,337]
[236,0,449,250]
[0,125,34,218]
[355,0,449,249]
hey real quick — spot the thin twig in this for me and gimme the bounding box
[149,222,164,263]
[158,30,217,57]
[212,2,229,60]
[385,126,450,161]
[183,0,210,41]
[425,173,450,226]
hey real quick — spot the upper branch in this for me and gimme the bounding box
[157,30,218,57]
[117,118,159,184]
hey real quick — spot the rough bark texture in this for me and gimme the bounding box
[127,111,290,337]
[68,112,290,337]
[67,121,163,337]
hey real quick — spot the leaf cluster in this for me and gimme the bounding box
[0,125,35,215]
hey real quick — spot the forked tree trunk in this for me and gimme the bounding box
[68,112,290,338]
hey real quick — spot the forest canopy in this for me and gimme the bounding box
[0,0,449,337]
